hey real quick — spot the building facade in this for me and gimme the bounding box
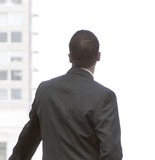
[0,0,31,159]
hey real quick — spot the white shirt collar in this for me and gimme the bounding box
[81,68,94,77]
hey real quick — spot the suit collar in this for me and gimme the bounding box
[80,68,94,77]
[67,67,94,80]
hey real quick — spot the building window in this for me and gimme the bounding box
[0,0,7,4]
[11,88,22,99]
[0,70,7,80]
[12,0,21,4]
[0,89,7,99]
[11,70,22,80]
[0,32,7,42]
[11,32,22,43]
[8,12,23,26]
[0,12,23,26]
[11,51,22,62]
[0,142,6,160]
[0,13,7,25]
[0,51,8,64]
[0,51,22,63]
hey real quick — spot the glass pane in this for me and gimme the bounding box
[0,0,7,4]
[0,70,7,80]
[12,0,21,4]
[0,32,7,42]
[10,51,22,62]
[0,143,6,160]
[0,51,8,64]
[11,89,22,99]
[8,12,23,26]
[0,89,7,99]
[11,70,22,80]
[0,13,7,25]
[11,32,22,42]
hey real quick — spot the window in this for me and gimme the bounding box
[0,13,7,25]
[0,32,7,42]
[11,70,22,80]
[11,51,22,62]
[11,88,22,99]
[12,0,21,4]
[0,89,7,99]
[0,0,7,4]
[8,12,23,26]
[0,12,23,26]
[11,32,22,42]
[0,51,22,63]
[0,70,7,80]
[0,142,6,160]
[0,51,8,64]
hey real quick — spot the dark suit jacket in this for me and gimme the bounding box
[9,67,123,160]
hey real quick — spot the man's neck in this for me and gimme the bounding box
[81,68,94,76]
[81,64,96,76]
[72,64,96,75]
[86,64,96,74]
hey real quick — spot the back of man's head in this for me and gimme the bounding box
[69,30,99,68]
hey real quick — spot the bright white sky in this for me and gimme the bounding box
[32,0,155,160]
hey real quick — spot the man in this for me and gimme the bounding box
[9,30,123,160]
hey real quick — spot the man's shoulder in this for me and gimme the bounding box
[93,80,116,97]
[39,74,66,87]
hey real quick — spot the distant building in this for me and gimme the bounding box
[0,0,31,159]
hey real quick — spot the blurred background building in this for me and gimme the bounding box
[0,0,33,159]
[0,0,155,160]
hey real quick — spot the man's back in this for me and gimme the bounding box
[36,67,122,160]
[8,30,122,160]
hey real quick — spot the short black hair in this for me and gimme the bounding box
[69,30,99,68]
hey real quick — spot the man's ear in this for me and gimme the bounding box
[68,53,72,63]
[97,52,101,61]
